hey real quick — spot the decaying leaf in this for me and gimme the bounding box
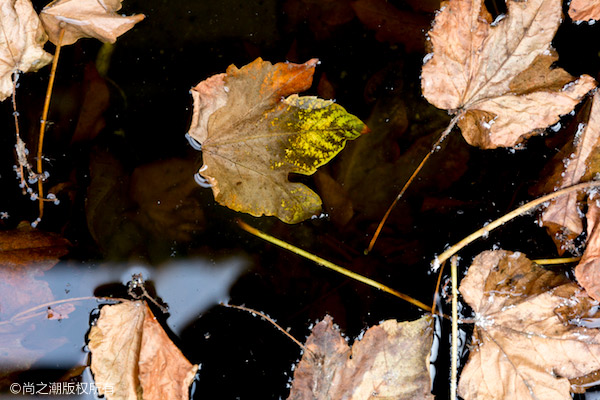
[40,0,145,46]
[188,58,367,223]
[569,0,600,22]
[288,314,434,400]
[0,0,53,101]
[534,91,600,253]
[421,0,596,149]
[575,197,600,302]
[89,300,197,400]
[459,250,600,400]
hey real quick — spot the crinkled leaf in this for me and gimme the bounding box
[188,58,367,223]
[0,0,52,101]
[89,301,197,400]
[459,250,600,400]
[288,315,434,400]
[40,0,145,46]
[569,0,600,22]
[575,197,600,302]
[421,0,596,149]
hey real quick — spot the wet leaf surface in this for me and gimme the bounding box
[0,0,52,101]
[188,57,367,223]
[459,250,600,400]
[569,0,600,22]
[40,0,145,46]
[89,300,197,400]
[421,0,596,149]
[288,314,434,400]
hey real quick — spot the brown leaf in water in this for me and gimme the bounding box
[569,0,600,22]
[40,0,145,46]
[352,0,431,53]
[89,301,197,400]
[0,224,70,318]
[534,92,600,253]
[288,315,434,400]
[458,250,600,400]
[421,0,596,149]
[188,58,366,223]
[0,0,52,101]
[575,198,600,302]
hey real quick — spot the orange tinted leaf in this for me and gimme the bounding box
[89,301,197,400]
[40,0,145,46]
[288,315,434,400]
[569,0,600,22]
[421,0,596,149]
[188,58,366,223]
[459,250,600,400]
[0,0,52,101]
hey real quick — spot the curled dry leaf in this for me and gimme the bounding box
[575,197,600,302]
[188,58,367,223]
[0,0,53,101]
[287,315,434,400]
[569,0,600,22]
[459,250,600,400]
[421,0,596,149]
[40,0,145,46]
[89,301,197,400]
[534,91,600,253]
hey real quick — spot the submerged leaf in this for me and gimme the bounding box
[40,0,145,46]
[188,58,367,223]
[0,0,52,101]
[288,315,434,400]
[459,250,600,400]
[421,0,596,149]
[89,301,197,400]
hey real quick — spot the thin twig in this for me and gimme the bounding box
[450,256,458,400]
[366,113,462,254]
[431,259,447,317]
[433,180,600,267]
[37,27,65,222]
[237,219,432,312]
[532,256,580,265]
[222,303,310,353]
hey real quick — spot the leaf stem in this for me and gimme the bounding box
[37,27,65,222]
[366,113,462,254]
[450,255,458,400]
[433,180,600,267]
[237,219,432,312]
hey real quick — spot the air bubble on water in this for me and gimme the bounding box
[550,122,561,132]
[12,111,19,117]
[224,86,230,93]
[482,230,489,239]
[30,218,41,228]
[47,193,56,200]
[423,53,434,63]
[30,193,38,201]
[431,257,441,273]
[491,13,506,26]
[194,172,213,188]
[53,200,60,205]
[185,132,202,151]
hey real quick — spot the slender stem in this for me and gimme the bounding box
[366,113,462,254]
[431,259,446,316]
[37,27,65,221]
[433,180,600,267]
[237,219,432,312]
[531,256,580,265]
[450,256,458,400]
[223,303,310,353]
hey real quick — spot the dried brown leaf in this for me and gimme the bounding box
[40,0,145,46]
[89,301,197,400]
[188,58,366,223]
[421,0,596,149]
[569,0,600,22]
[0,0,52,101]
[288,315,434,400]
[575,198,600,302]
[459,250,600,400]
[535,92,600,253]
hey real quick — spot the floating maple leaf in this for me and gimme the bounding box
[458,250,600,400]
[287,315,434,400]
[188,58,367,224]
[0,0,53,101]
[533,91,600,253]
[89,301,197,400]
[40,0,145,46]
[569,0,600,22]
[421,0,596,149]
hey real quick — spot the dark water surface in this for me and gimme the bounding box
[1,0,600,398]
